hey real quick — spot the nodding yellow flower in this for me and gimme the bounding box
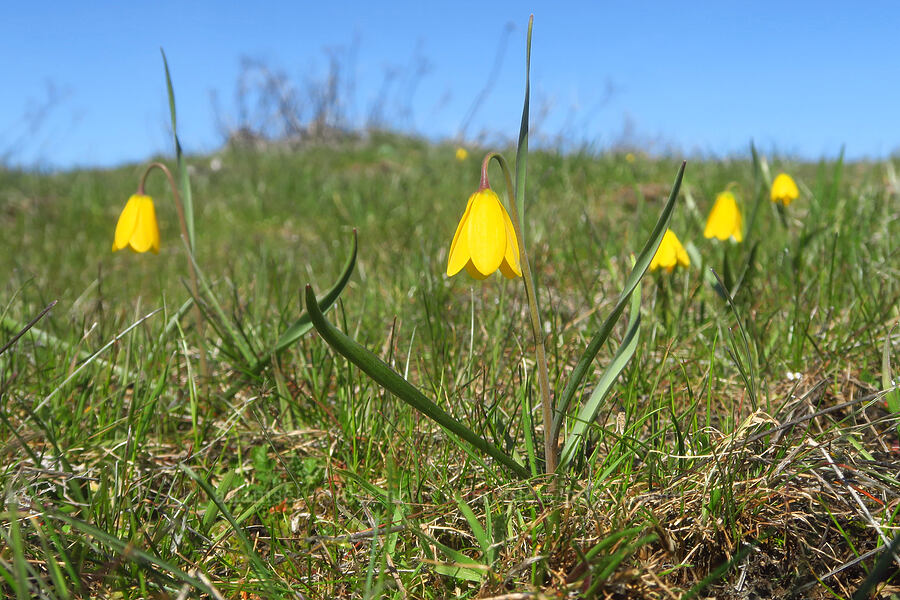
[112,194,160,253]
[447,187,522,279]
[703,190,743,242]
[770,173,799,206]
[455,147,469,161]
[650,229,690,273]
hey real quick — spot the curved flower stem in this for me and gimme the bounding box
[139,162,209,388]
[483,152,556,474]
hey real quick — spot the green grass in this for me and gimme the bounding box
[1,134,899,598]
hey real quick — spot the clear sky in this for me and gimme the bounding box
[2,1,898,169]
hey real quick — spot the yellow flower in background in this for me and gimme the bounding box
[455,147,469,161]
[447,188,522,279]
[625,152,636,164]
[770,173,799,206]
[650,229,690,273]
[112,194,160,253]
[703,190,743,242]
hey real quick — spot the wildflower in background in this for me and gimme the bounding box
[650,229,690,273]
[770,173,799,206]
[625,152,636,164]
[703,190,743,242]
[112,194,160,253]
[455,147,469,161]
[447,187,521,279]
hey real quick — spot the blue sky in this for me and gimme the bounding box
[2,2,898,169]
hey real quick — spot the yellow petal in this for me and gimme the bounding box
[112,195,141,252]
[651,230,676,271]
[499,202,522,278]
[704,191,742,242]
[465,261,490,280]
[466,190,506,276]
[732,208,743,242]
[128,196,160,253]
[771,173,799,206]
[150,207,161,253]
[675,240,690,267]
[652,230,690,274]
[447,194,476,276]
[499,256,521,278]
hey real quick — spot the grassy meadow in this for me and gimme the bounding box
[1,132,899,598]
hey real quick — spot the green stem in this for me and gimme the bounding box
[482,152,556,474]
[657,275,670,329]
[139,162,209,389]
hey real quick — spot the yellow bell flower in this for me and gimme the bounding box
[703,190,743,242]
[447,187,522,279]
[650,229,690,273]
[112,194,160,253]
[770,173,799,206]
[455,147,469,161]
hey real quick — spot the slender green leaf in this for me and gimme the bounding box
[514,15,533,224]
[552,161,685,442]
[558,279,641,470]
[161,49,194,250]
[200,470,237,535]
[229,482,290,531]
[455,495,489,558]
[304,285,530,479]
[340,469,390,501]
[749,140,771,187]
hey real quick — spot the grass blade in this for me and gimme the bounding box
[0,300,57,357]
[413,529,486,583]
[36,308,162,412]
[179,465,277,591]
[455,494,489,559]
